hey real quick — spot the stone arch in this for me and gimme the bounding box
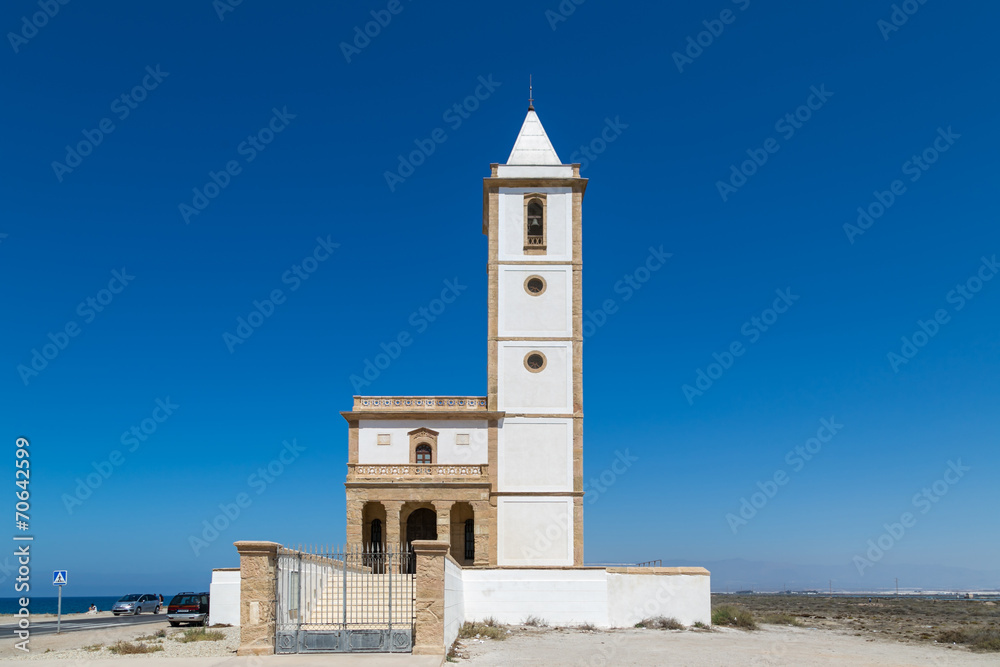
[450,502,475,565]
[362,502,386,551]
[404,507,437,544]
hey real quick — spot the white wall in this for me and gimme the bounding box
[462,569,608,627]
[497,343,572,413]
[210,569,240,626]
[498,189,572,262]
[496,165,573,179]
[498,266,572,337]
[456,567,711,629]
[357,420,487,464]
[498,419,573,492]
[606,572,711,627]
[497,497,573,566]
[444,558,465,648]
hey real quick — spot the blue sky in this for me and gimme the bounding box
[2,0,998,596]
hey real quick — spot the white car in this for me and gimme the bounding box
[111,593,160,615]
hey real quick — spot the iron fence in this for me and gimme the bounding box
[275,544,414,653]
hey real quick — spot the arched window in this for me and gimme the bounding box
[523,195,547,254]
[526,201,543,241]
[370,519,382,547]
[464,519,475,561]
[415,443,432,464]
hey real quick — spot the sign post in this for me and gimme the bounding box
[52,570,68,634]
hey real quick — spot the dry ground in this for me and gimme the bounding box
[453,595,1000,666]
[0,619,238,660]
[454,624,997,666]
[721,594,1000,648]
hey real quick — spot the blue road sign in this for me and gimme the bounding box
[53,570,67,586]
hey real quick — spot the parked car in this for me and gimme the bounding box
[166,592,210,626]
[111,593,160,615]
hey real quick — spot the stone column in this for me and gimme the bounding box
[487,420,499,566]
[345,496,364,546]
[234,541,280,656]
[411,539,449,656]
[385,501,402,548]
[433,500,453,543]
[472,500,490,566]
[488,496,499,566]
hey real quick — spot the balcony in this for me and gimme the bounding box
[353,396,487,411]
[346,463,489,485]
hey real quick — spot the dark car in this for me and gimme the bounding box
[166,592,210,626]
[111,593,160,615]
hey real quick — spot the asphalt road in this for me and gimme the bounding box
[2,613,168,637]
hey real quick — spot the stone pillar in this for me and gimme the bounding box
[574,495,584,566]
[411,539,449,656]
[433,500,453,543]
[487,420,499,566]
[385,501,402,548]
[488,496,498,566]
[234,541,280,656]
[346,496,363,546]
[472,500,490,566]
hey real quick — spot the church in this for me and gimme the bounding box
[342,103,585,567]
[226,104,709,655]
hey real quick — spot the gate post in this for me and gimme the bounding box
[234,540,280,656]
[411,539,449,656]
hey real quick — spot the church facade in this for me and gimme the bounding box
[342,107,585,567]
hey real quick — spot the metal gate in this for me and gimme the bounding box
[275,544,414,653]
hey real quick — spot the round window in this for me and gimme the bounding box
[524,276,546,296]
[524,351,547,372]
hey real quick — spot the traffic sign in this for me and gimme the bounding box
[53,570,67,586]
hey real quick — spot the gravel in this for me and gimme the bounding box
[8,627,239,661]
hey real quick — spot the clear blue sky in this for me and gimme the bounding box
[2,0,998,596]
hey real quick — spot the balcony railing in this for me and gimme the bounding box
[353,396,487,411]
[347,463,488,483]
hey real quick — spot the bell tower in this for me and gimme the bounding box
[483,107,587,566]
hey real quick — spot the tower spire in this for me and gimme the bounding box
[528,75,534,111]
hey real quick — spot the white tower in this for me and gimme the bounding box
[484,105,586,566]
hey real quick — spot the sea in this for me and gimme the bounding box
[0,596,131,615]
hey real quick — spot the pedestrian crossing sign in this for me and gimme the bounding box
[53,570,68,586]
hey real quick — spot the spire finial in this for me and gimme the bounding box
[528,75,534,111]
